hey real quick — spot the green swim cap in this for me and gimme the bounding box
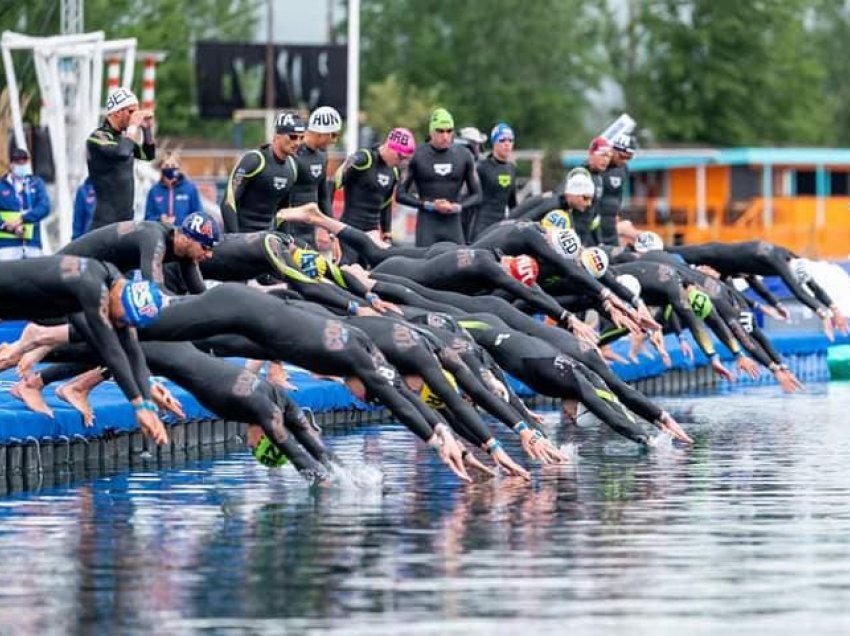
[253,435,289,468]
[688,288,713,319]
[429,108,455,133]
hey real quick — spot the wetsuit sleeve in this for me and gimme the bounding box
[517,196,561,222]
[334,149,370,189]
[745,275,781,308]
[458,152,482,210]
[363,373,434,442]
[396,156,425,209]
[508,170,518,210]
[750,326,783,365]
[179,261,207,295]
[672,298,716,357]
[379,184,394,235]
[115,325,154,399]
[371,280,461,313]
[703,309,742,356]
[724,315,774,368]
[21,178,50,224]
[87,129,136,162]
[485,260,570,322]
[508,193,546,220]
[221,150,264,233]
[771,254,828,313]
[443,353,525,430]
[486,358,539,423]
[600,271,640,306]
[133,128,156,162]
[806,280,835,308]
[325,262,369,297]
[318,171,332,217]
[138,227,168,287]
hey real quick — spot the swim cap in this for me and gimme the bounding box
[588,136,613,155]
[504,255,539,286]
[612,132,637,156]
[307,106,342,133]
[548,228,581,260]
[541,210,572,232]
[789,258,813,285]
[688,288,713,319]
[419,370,459,409]
[565,170,596,197]
[616,273,642,299]
[634,230,664,253]
[120,277,164,328]
[458,126,487,144]
[274,110,307,134]
[490,122,515,144]
[253,435,289,468]
[386,127,416,157]
[429,108,455,133]
[105,87,138,115]
[293,248,328,279]
[180,211,221,249]
[580,247,609,278]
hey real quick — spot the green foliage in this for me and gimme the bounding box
[1,0,260,141]
[359,0,608,147]
[361,75,442,139]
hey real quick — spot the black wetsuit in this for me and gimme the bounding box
[335,225,454,267]
[574,161,603,246]
[509,193,566,222]
[599,163,628,245]
[668,241,831,314]
[58,220,205,295]
[221,145,298,233]
[283,143,332,245]
[371,248,572,323]
[86,120,155,229]
[397,143,482,246]
[458,314,650,445]
[468,154,517,242]
[128,285,436,441]
[0,256,151,403]
[372,275,665,425]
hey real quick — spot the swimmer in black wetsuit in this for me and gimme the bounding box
[467,123,518,242]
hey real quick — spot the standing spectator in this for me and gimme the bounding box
[467,123,517,242]
[284,106,342,245]
[144,152,202,227]
[598,132,636,246]
[0,148,51,260]
[220,110,305,233]
[72,177,96,240]
[576,136,613,246]
[396,108,482,246]
[86,87,156,229]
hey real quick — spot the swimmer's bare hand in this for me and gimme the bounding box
[135,409,168,445]
[832,308,849,336]
[567,317,598,348]
[151,382,185,419]
[736,356,761,380]
[711,357,735,381]
[433,426,471,483]
[462,448,497,478]
[822,314,835,342]
[369,296,403,315]
[775,369,806,393]
[680,339,695,364]
[657,412,693,444]
[490,447,531,481]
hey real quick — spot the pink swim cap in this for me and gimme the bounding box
[386,127,416,156]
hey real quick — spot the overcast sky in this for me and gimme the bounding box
[254,0,343,45]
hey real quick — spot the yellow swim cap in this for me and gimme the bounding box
[293,248,328,279]
[541,209,572,232]
[419,370,458,409]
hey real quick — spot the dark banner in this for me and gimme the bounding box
[195,41,347,119]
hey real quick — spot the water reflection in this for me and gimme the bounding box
[1,384,850,634]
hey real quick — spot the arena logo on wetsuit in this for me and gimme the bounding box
[377,174,391,187]
[498,174,512,188]
[310,165,323,178]
[273,177,289,190]
[434,164,452,176]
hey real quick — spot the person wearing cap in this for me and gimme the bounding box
[598,133,636,246]
[144,152,203,227]
[0,147,51,260]
[221,109,305,234]
[573,136,613,247]
[86,87,156,230]
[397,108,482,247]
[284,106,343,246]
[466,123,518,242]
[0,254,168,443]
[330,126,416,265]
[59,212,220,296]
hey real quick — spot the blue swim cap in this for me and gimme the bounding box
[120,277,164,328]
[180,211,221,249]
[490,123,515,145]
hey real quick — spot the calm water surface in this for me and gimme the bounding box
[2,383,850,635]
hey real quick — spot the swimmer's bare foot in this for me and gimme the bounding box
[56,369,104,426]
[275,203,321,226]
[561,398,578,424]
[10,374,53,418]
[267,361,297,391]
[17,344,52,378]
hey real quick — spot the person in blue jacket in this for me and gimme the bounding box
[144,152,202,226]
[72,177,97,239]
[0,148,51,260]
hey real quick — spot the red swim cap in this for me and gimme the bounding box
[505,255,539,286]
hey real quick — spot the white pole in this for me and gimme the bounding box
[1,44,27,152]
[696,164,707,229]
[345,0,360,155]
